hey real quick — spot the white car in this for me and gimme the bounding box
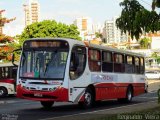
[145,71,160,80]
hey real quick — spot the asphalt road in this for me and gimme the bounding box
[0,80,159,120]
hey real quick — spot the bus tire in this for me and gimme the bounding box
[40,101,54,109]
[81,88,94,108]
[0,87,8,97]
[125,86,133,103]
[118,86,133,103]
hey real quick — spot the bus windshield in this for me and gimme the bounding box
[20,50,68,80]
[19,40,69,80]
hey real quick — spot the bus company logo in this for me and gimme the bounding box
[92,74,114,82]
[140,78,145,81]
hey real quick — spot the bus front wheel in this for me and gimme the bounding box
[0,87,8,97]
[40,101,54,109]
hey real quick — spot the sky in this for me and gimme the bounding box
[0,0,153,36]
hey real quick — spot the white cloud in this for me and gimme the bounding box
[40,10,87,24]
[58,11,86,18]
[58,0,81,3]
[0,1,4,6]
[4,24,24,36]
[3,16,25,36]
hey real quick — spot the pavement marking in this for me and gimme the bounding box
[148,91,157,93]
[40,100,157,120]
[136,97,158,99]
[0,100,17,104]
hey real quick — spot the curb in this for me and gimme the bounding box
[40,100,159,120]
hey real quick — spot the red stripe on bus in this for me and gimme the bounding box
[0,79,15,84]
[94,83,145,100]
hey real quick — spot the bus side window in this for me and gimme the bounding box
[140,57,144,74]
[88,49,101,72]
[125,55,134,73]
[0,67,2,79]
[135,57,140,74]
[113,53,124,73]
[102,51,113,72]
[69,46,86,80]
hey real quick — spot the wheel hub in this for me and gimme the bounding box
[85,92,91,105]
[0,90,4,96]
[128,91,132,101]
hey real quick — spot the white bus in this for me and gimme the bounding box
[15,38,146,108]
[0,63,17,97]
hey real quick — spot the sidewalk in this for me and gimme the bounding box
[41,100,159,120]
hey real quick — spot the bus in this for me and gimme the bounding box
[14,38,146,108]
[0,63,17,97]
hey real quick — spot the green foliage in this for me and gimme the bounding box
[19,20,81,45]
[139,37,151,49]
[95,32,103,39]
[152,0,160,10]
[116,0,160,40]
[151,52,160,64]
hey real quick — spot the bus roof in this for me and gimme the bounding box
[88,43,145,57]
[25,38,144,58]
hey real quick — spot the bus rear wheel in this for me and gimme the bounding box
[118,86,133,103]
[40,101,54,109]
[125,87,133,102]
[80,88,94,108]
[0,87,8,97]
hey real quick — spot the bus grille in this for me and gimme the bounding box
[23,94,57,99]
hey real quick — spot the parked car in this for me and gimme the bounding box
[145,71,160,80]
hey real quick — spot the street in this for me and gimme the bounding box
[0,80,159,120]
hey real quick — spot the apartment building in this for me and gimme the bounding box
[23,0,40,26]
[103,17,128,44]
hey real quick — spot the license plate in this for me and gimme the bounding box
[34,93,43,97]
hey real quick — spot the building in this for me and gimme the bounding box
[23,0,40,26]
[103,17,128,44]
[74,17,94,40]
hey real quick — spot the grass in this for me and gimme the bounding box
[89,106,160,120]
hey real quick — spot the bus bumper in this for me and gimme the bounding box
[16,85,68,102]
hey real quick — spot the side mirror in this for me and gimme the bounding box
[12,48,22,67]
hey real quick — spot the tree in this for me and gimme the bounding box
[95,32,103,39]
[116,0,160,40]
[19,20,81,45]
[152,0,160,11]
[0,10,16,34]
[116,0,145,40]
[0,9,15,62]
[0,34,14,62]
[139,37,151,49]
